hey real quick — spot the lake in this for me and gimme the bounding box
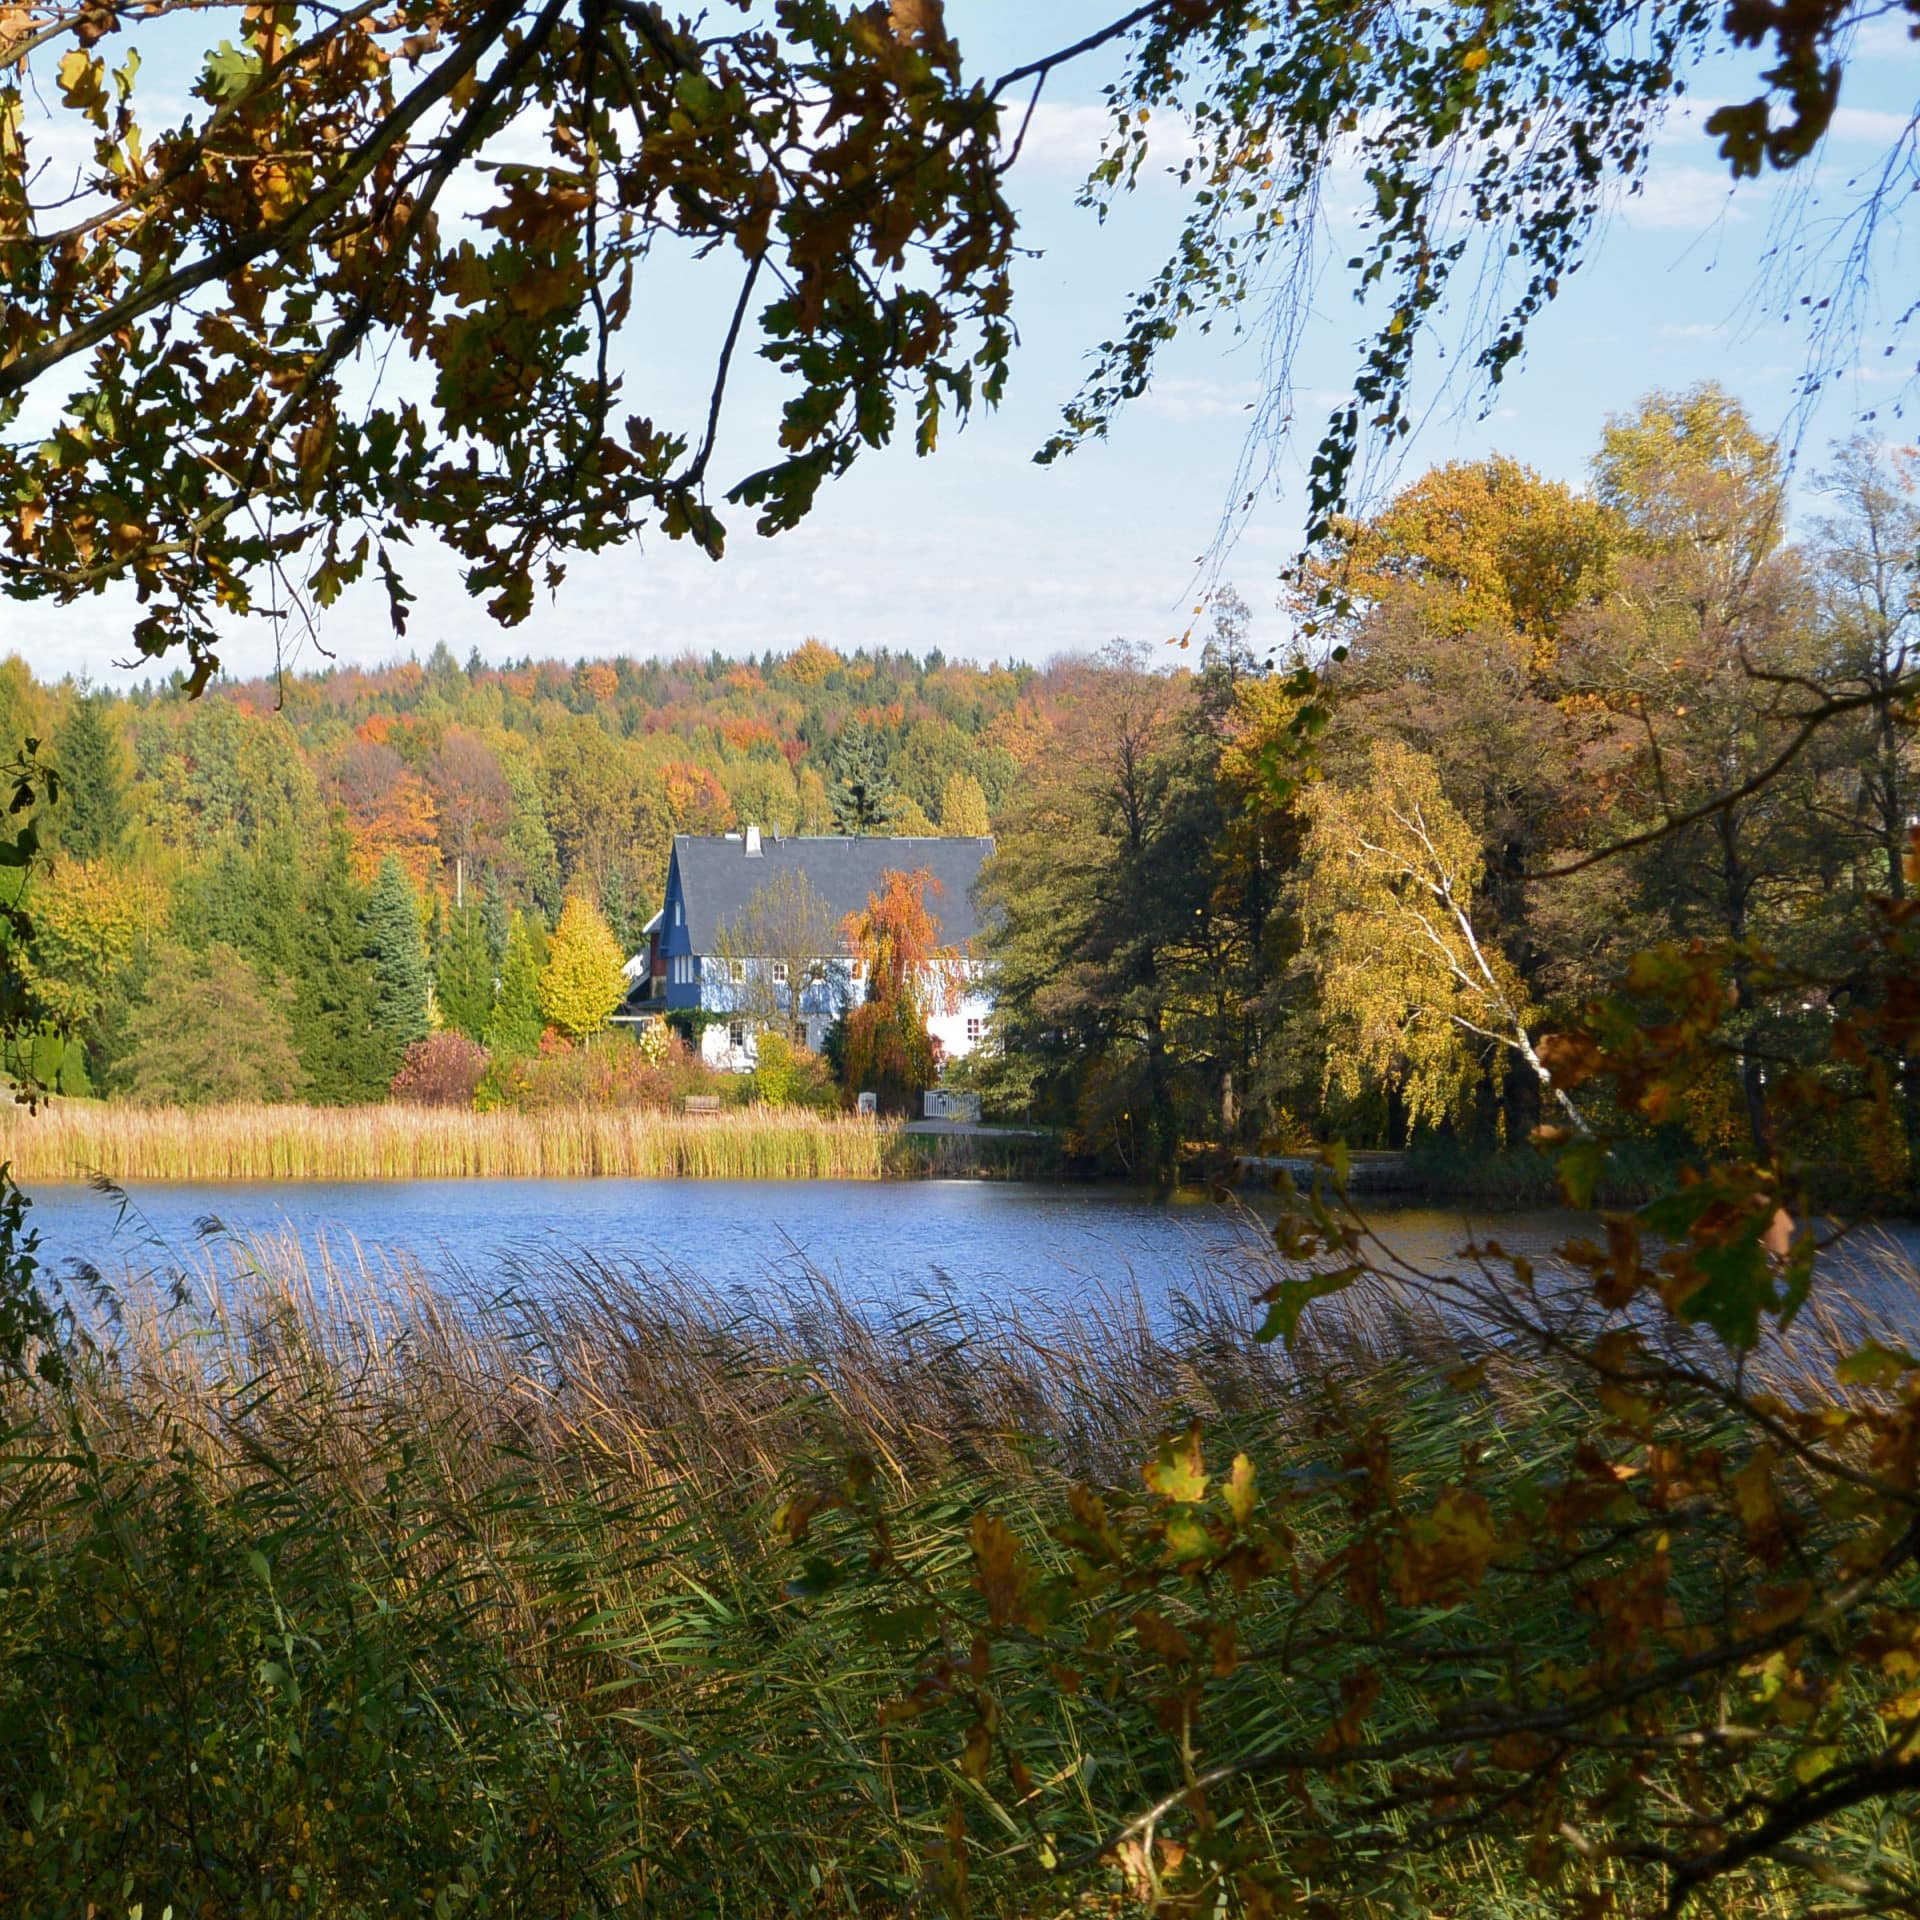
[20,1177,1920,1328]
[17,1176,1577,1311]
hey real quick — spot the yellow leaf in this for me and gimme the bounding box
[1461,45,1490,71]
[1391,1486,1500,1604]
[1837,1338,1920,1389]
[1730,1449,1780,1544]
[56,48,108,126]
[1223,1452,1257,1526]
[1144,1421,1209,1503]
[970,1511,1027,1628]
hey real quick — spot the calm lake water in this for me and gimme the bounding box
[19,1177,1920,1326]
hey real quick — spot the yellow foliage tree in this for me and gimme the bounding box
[1301,738,1582,1136]
[20,858,158,1029]
[537,895,628,1042]
[1314,455,1612,672]
[939,771,991,837]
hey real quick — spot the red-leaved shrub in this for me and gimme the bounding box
[476,1028,739,1112]
[391,1031,490,1107]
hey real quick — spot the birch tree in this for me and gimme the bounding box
[1302,737,1584,1136]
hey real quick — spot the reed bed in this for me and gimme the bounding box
[1,1224,1908,1916]
[0,1098,899,1182]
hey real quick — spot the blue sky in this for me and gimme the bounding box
[5,3,1917,686]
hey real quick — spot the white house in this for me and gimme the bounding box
[625,828,995,1074]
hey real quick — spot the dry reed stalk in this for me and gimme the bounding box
[0,1101,894,1183]
[42,1210,1429,1505]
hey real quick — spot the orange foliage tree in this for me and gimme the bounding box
[840,869,962,1114]
[353,771,441,889]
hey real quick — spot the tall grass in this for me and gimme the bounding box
[0,1221,1899,1915]
[0,1099,898,1181]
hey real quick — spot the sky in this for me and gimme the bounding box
[4,3,1918,688]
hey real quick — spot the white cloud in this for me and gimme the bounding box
[1004,97,1198,177]
[1004,99,1108,173]
[1137,377,1260,423]
[1829,105,1919,146]
[1617,166,1749,231]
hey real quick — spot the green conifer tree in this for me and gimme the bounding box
[827,718,902,834]
[363,856,432,1052]
[52,690,129,861]
[436,891,496,1041]
[600,861,644,960]
[290,831,392,1102]
[481,888,511,967]
[502,757,562,916]
[485,911,546,1055]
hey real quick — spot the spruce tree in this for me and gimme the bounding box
[481,887,511,967]
[53,690,128,861]
[290,831,392,1101]
[502,758,561,915]
[436,891,496,1041]
[363,856,432,1051]
[485,911,545,1055]
[600,861,644,960]
[827,718,902,834]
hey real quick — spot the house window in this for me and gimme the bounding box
[729,959,745,984]
[729,1021,746,1050]
[850,959,865,983]
[675,901,683,926]
[772,961,789,984]
[967,1017,983,1044]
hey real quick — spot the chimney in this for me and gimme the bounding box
[745,823,762,857]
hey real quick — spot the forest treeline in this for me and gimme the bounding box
[980,388,1918,1185]
[8,385,1918,1186]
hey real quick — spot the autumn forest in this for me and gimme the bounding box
[3,385,1912,1196]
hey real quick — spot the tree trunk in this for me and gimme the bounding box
[1144,1007,1178,1188]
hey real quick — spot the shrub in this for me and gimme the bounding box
[475,1027,731,1112]
[391,1030,489,1108]
[751,1031,837,1110]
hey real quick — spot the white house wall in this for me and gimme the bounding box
[693,962,993,1076]
[929,987,994,1067]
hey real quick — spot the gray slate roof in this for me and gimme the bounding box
[672,834,994,952]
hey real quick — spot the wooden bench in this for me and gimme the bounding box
[683,1095,723,1115]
